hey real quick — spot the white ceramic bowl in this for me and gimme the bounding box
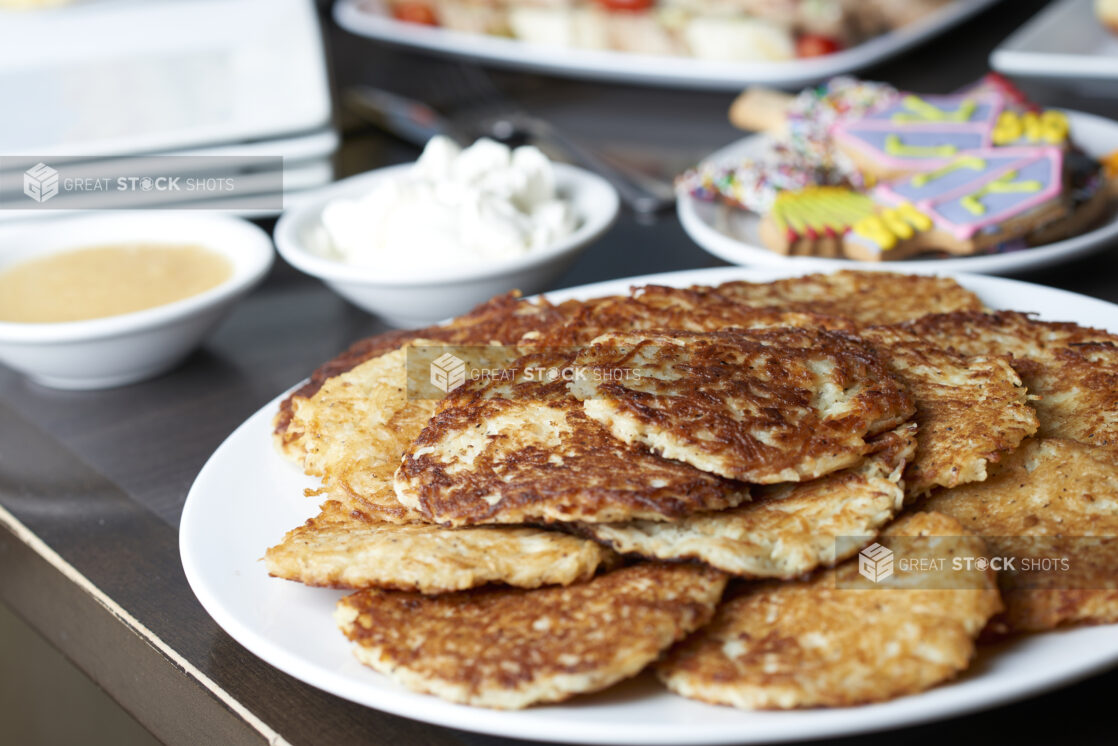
[0,213,274,389]
[273,162,620,327]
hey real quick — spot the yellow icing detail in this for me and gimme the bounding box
[891,96,977,123]
[885,135,958,158]
[772,197,808,235]
[896,202,933,231]
[993,110,1069,146]
[960,195,984,215]
[1023,112,1043,143]
[992,111,1022,145]
[769,187,876,239]
[771,201,788,233]
[771,204,795,235]
[851,202,931,252]
[852,216,897,250]
[959,170,1043,216]
[784,205,810,235]
[1041,110,1069,143]
[880,212,913,240]
[910,156,987,187]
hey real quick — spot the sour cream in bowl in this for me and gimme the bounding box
[275,137,619,327]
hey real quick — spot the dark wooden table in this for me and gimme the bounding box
[2,1,1118,743]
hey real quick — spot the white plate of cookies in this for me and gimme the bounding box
[678,78,1118,275]
[182,266,1118,745]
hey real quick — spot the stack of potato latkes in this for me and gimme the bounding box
[265,271,1118,710]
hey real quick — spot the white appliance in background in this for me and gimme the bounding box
[0,0,336,219]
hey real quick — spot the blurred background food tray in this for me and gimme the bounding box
[991,0,1118,94]
[334,0,1003,90]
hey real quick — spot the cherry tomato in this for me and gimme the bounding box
[392,1,438,25]
[595,0,654,12]
[796,34,842,58]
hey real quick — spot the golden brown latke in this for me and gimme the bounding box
[859,325,1038,496]
[535,286,855,346]
[570,328,914,482]
[394,350,751,526]
[657,512,1001,709]
[275,328,428,462]
[924,438,1118,636]
[898,309,1115,358]
[274,291,594,456]
[265,500,615,593]
[1033,341,1118,455]
[708,270,985,326]
[336,563,727,709]
[898,311,1118,458]
[578,422,916,578]
[286,343,436,523]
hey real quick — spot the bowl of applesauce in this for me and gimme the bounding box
[0,213,273,389]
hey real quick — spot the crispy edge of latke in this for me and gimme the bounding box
[576,422,917,579]
[285,340,448,523]
[655,512,1002,709]
[272,289,587,457]
[264,500,615,593]
[394,348,752,526]
[334,562,728,709]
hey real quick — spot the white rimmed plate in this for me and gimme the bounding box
[334,0,1002,91]
[181,265,1118,745]
[991,0,1118,88]
[678,110,1118,275]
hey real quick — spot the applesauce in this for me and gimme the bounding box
[0,244,232,323]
